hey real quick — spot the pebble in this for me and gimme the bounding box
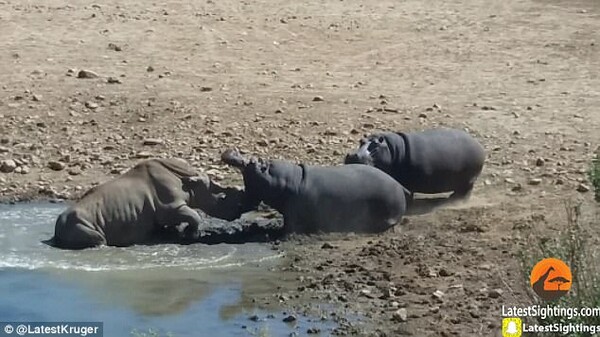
[528,178,542,185]
[282,315,297,323]
[313,96,324,102]
[77,69,99,79]
[0,146,10,153]
[48,161,66,171]
[307,328,321,334]
[432,290,444,300]
[107,77,122,84]
[135,151,153,159]
[488,288,504,299]
[536,158,545,166]
[0,159,17,173]
[85,101,99,109]
[142,138,164,146]
[392,308,408,322]
[576,184,590,193]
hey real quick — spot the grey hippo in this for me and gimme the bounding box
[221,149,408,234]
[49,158,244,249]
[344,128,485,200]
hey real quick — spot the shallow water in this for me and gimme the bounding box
[0,203,334,336]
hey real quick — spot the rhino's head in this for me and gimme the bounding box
[182,174,245,221]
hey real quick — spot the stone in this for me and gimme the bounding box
[0,159,17,173]
[392,308,408,322]
[135,151,153,159]
[432,290,444,300]
[312,96,324,102]
[48,161,66,171]
[77,69,99,79]
[282,315,297,323]
[488,288,504,299]
[85,101,99,109]
[107,77,122,84]
[577,184,590,193]
[142,138,164,146]
[535,158,545,166]
[528,178,542,185]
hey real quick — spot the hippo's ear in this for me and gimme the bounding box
[221,148,249,169]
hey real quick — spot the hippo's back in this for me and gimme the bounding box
[401,128,485,193]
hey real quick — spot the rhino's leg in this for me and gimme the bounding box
[57,223,107,249]
[171,205,204,241]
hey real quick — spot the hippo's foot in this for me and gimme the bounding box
[448,184,474,202]
[221,148,247,168]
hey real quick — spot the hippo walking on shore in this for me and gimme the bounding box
[345,128,485,200]
[49,158,244,249]
[221,149,408,234]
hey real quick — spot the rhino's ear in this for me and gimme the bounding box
[181,175,211,191]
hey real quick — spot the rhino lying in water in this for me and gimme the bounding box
[48,158,244,249]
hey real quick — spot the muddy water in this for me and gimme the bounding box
[0,203,334,336]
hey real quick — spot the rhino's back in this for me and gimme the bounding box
[132,158,199,178]
[76,174,155,227]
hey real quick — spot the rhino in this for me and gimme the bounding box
[49,158,244,249]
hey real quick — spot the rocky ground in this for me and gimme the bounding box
[1,0,599,335]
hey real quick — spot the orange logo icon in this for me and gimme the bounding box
[530,258,572,301]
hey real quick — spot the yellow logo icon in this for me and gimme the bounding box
[502,317,522,337]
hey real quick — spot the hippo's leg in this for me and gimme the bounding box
[171,205,204,241]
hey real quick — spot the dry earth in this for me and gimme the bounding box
[1,0,599,336]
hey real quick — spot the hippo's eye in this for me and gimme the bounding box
[367,141,378,152]
[378,136,384,143]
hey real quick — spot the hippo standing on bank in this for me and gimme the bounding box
[344,128,485,200]
[221,149,408,234]
[49,158,244,249]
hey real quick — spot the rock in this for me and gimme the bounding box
[535,158,545,166]
[511,183,523,192]
[313,96,324,102]
[418,113,428,118]
[0,146,10,153]
[136,151,153,159]
[307,327,321,334]
[147,66,155,72]
[32,94,42,102]
[528,178,542,185]
[85,101,99,109]
[321,242,335,249]
[47,161,66,171]
[392,308,408,322]
[432,290,444,301]
[488,288,504,299]
[577,184,590,193]
[77,69,99,79]
[107,43,122,51]
[142,138,164,146]
[107,77,122,84]
[283,315,297,323]
[257,139,268,147]
[0,159,17,173]
[200,87,213,92]
[248,315,260,322]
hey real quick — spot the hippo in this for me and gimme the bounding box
[344,128,485,200]
[221,149,408,234]
[49,158,244,249]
